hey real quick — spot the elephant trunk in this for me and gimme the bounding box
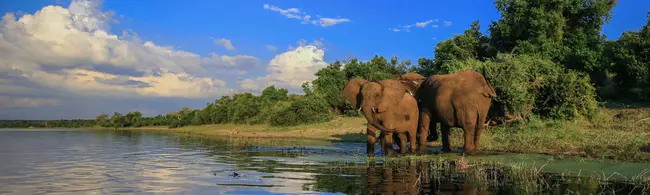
[370,121,399,133]
[369,111,399,133]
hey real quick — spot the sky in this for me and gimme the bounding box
[0,0,648,120]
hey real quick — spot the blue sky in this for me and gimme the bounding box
[0,0,648,120]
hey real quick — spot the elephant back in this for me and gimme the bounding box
[455,70,497,98]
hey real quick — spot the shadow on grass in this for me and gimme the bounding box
[602,100,650,109]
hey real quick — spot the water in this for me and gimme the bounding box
[0,129,648,194]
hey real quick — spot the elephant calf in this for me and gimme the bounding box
[343,79,419,156]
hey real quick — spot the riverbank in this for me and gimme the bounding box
[113,105,650,162]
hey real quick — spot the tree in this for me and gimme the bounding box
[96,114,109,125]
[488,0,617,85]
[607,11,650,100]
[110,112,125,128]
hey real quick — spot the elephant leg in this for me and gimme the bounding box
[408,131,417,153]
[427,121,438,142]
[440,124,452,153]
[393,132,402,152]
[398,132,408,154]
[474,124,484,152]
[418,108,432,153]
[383,132,395,157]
[366,123,379,157]
[462,124,476,155]
[475,111,488,152]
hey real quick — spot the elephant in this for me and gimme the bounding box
[397,70,503,154]
[343,78,419,156]
[395,73,440,144]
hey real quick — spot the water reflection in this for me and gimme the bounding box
[0,129,648,195]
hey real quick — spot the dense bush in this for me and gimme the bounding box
[269,95,332,127]
[438,54,599,120]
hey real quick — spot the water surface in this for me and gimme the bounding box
[0,129,648,194]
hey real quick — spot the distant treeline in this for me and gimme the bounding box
[3,0,650,129]
[0,120,96,128]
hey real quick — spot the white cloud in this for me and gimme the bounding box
[213,38,235,50]
[311,38,325,48]
[389,24,413,33]
[313,18,350,27]
[415,20,433,27]
[239,45,327,92]
[263,4,350,27]
[0,0,259,100]
[290,38,326,50]
[0,96,60,108]
[263,4,302,19]
[391,18,450,32]
[265,45,278,51]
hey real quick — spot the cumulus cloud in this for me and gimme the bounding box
[444,21,453,27]
[239,45,327,92]
[266,45,278,51]
[212,38,235,50]
[263,4,350,27]
[0,96,60,108]
[0,0,261,101]
[432,25,439,28]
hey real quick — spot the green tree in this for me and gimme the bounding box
[488,0,616,85]
[607,11,650,100]
[110,112,125,128]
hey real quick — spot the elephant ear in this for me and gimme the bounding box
[343,78,369,109]
[377,80,407,113]
[476,71,497,98]
[396,73,426,95]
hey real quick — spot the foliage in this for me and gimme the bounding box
[311,55,410,115]
[269,95,333,127]
[438,53,599,120]
[606,12,650,100]
[488,0,617,86]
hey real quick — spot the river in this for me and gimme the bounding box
[0,129,648,194]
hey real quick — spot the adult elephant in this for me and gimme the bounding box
[396,73,439,147]
[398,70,502,154]
[343,79,419,157]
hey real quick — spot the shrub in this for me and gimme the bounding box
[535,70,600,120]
[441,54,599,120]
[269,95,333,126]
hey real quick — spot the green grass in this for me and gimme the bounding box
[111,106,650,162]
[457,107,650,162]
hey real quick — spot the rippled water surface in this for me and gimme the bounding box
[0,129,648,195]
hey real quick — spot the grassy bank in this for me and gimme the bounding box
[118,106,650,162]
